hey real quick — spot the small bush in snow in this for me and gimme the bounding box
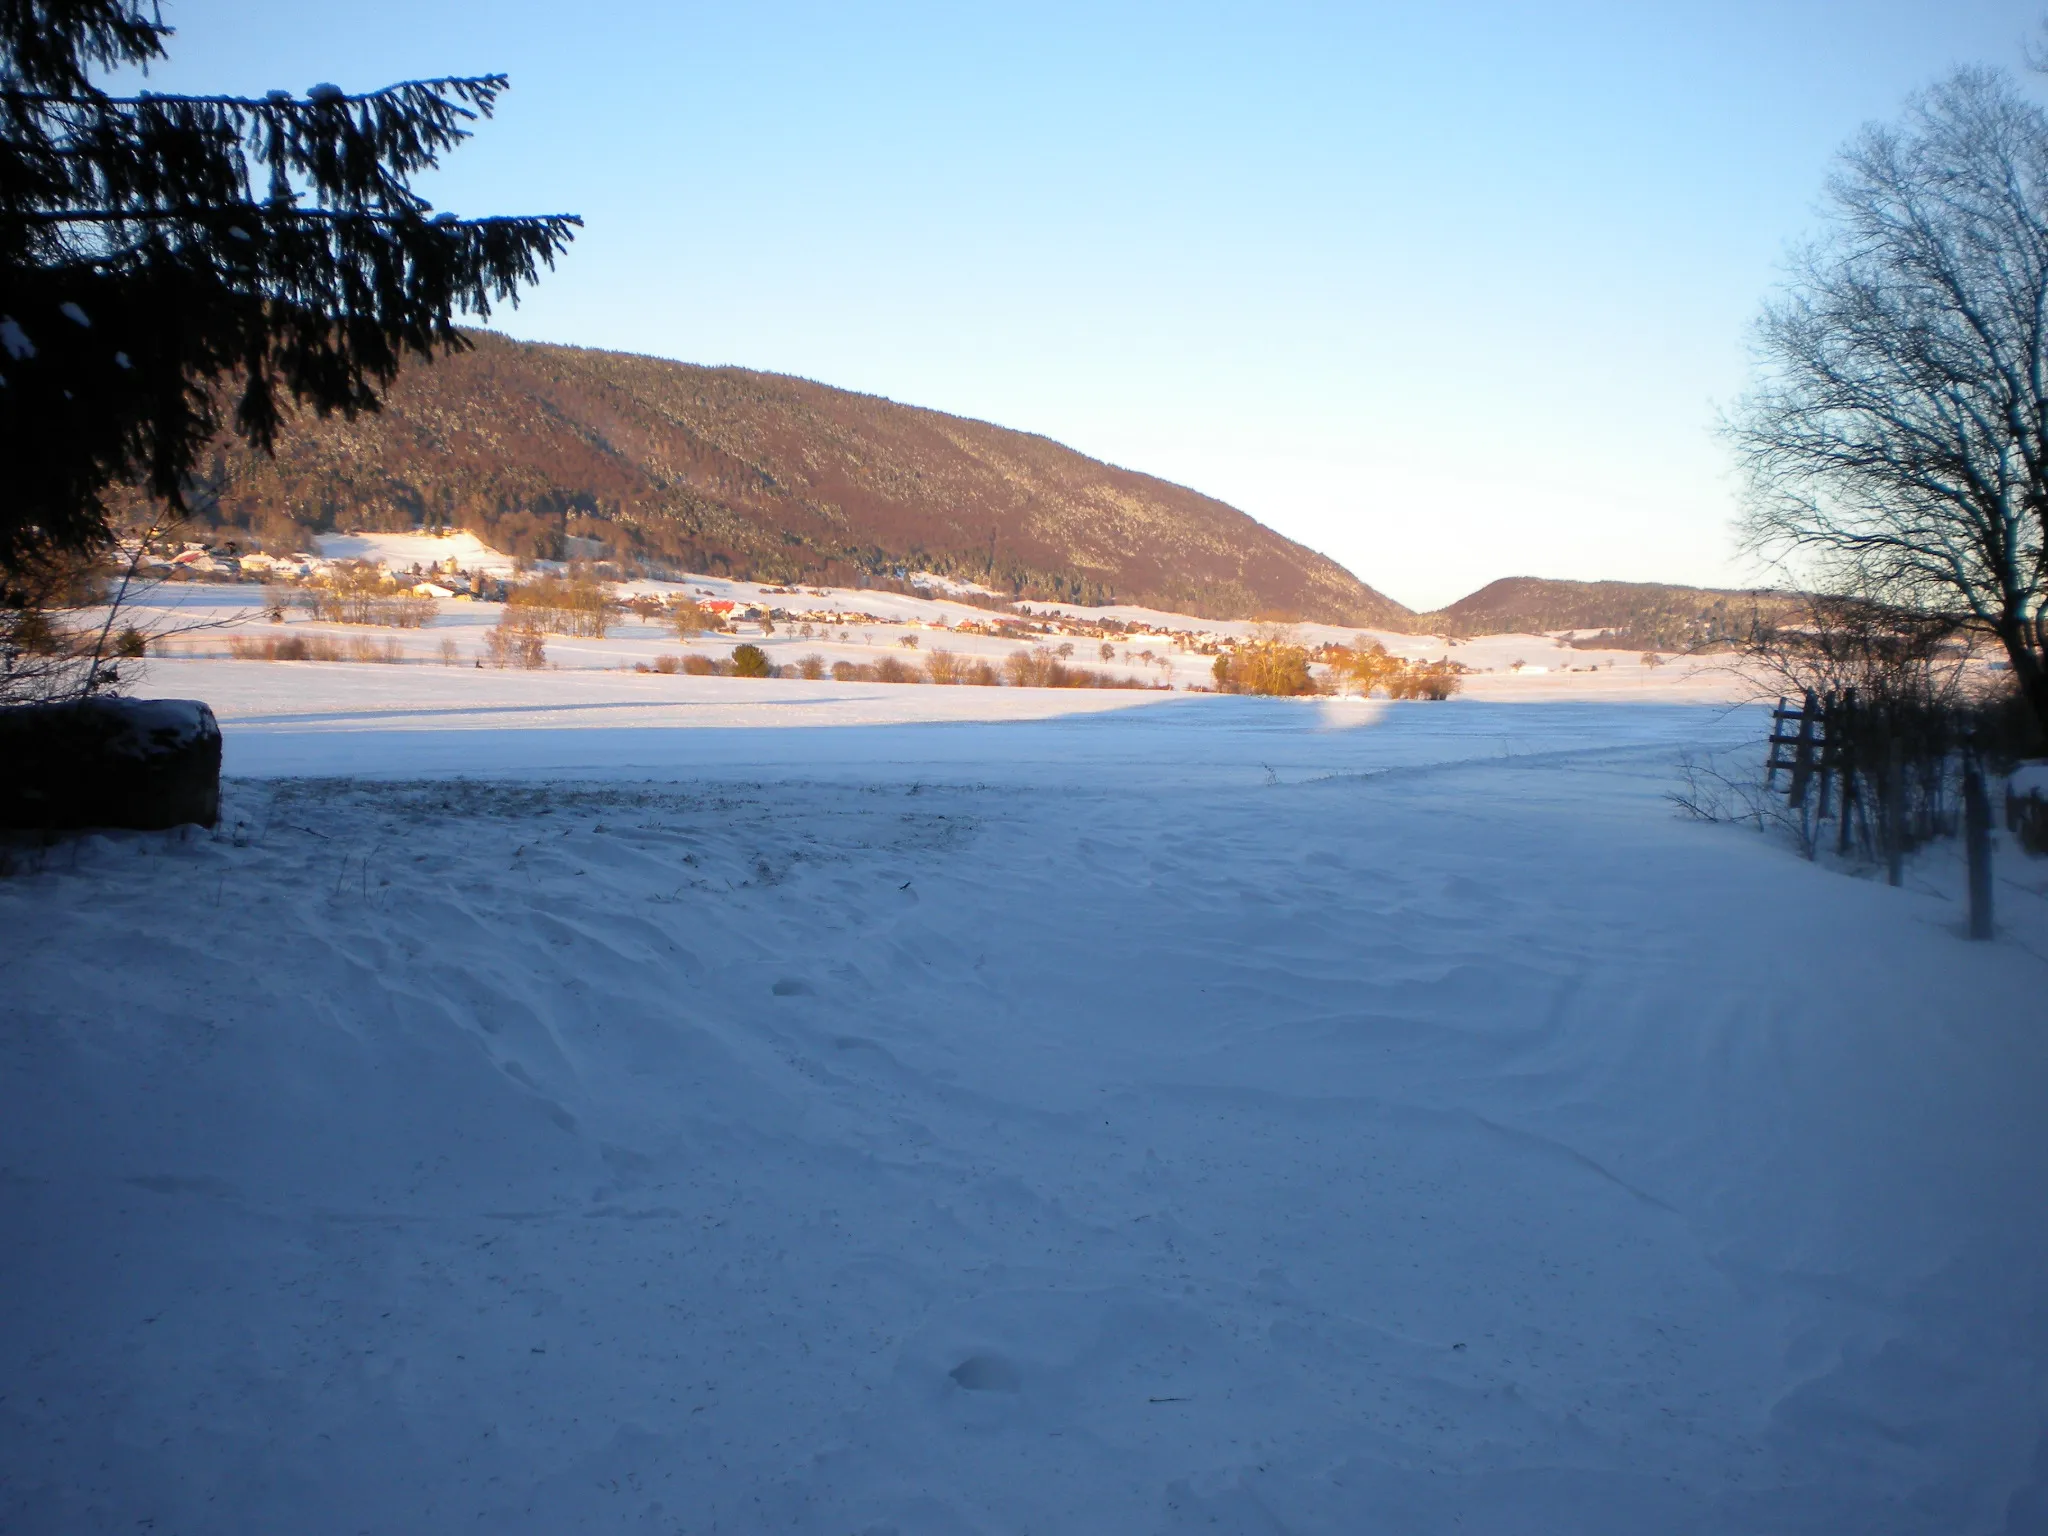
[298,561,436,628]
[482,615,546,669]
[873,655,921,684]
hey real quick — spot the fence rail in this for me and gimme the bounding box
[1764,688,1993,935]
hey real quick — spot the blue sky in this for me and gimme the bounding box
[139,2,2046,609]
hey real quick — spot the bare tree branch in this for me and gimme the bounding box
[1731,68,2048,737]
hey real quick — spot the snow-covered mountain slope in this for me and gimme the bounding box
[3,699,2044,1532]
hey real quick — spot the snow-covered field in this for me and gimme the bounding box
[5,662,2048,1533]
[119,532,1752,703]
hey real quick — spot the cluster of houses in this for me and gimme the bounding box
[134,541,510,602]
[135,539,1399,674]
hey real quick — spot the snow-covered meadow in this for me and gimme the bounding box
[115,530,1750,705]
[4,655,2047,1532]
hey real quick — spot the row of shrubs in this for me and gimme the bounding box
[221,631,1458,701]
[506,574,614,637]
[1211,641,1463,700]
[228,633,409,664]
[281,565,437,628]
[276,566,616,635]
[632,644,1167,688]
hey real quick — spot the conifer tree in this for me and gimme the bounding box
[0,0,578,576]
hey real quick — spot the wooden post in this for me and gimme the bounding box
[1789,690,1820,858]
[1965,761,1994,940]
[1814,691,1837,827]
[1885,736,1904,888]
[1835,689,1857,857]
[1788,689,1819,809]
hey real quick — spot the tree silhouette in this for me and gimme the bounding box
[0,0,578,575]
[1733,69,2048,736]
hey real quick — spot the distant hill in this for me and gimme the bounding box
[1419,577,1801,652]
[190,331,1413,628]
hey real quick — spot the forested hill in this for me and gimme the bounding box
[194,331,1413,627]
[1419,576,1801,651]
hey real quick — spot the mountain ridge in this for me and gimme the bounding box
[1417,575,1798,651]
[193,331,1415,628]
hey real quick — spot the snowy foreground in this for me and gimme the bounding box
[4,677,2048,1534]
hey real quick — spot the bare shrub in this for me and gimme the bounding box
[670,599,711,637]
[898,633,920,649]
[873,654,921,683]
[1003,645,1145,689]
[1329,641,1400,694]
[797,652,826,680]
[506,574,612,637]
[830,660,867,682]
[1385,659,1462,701]
[652,653,682,674]
[226,632,387,663]
[1213,643,1316,696]
[439,637,460,665]
[482,613,547,669]
[347,636,402,663]
[924,648,962,685]
[3,539,144,701]
[681,653,721,676]
[964,659,1000,686]
[300,561,436,627]
[1732,593,2012,857]
[1324,642,1464,701]
[1670,747,1815,857]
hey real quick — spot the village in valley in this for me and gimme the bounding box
[125,527,1726,701]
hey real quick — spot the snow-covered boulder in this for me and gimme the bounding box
[0,698,220,830]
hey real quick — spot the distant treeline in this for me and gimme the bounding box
[1418,577,1803,652]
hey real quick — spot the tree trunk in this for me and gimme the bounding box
[1997,625,2048,748]
[0,698,221,831]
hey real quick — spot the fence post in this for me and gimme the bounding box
[1814,718,1834,826]
[1836,689,1858,857]
[1965,760,1994,940]
[1789,689,1819,809]
[1885,736,1905,888]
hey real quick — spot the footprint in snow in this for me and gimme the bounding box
[949,1354,1021,1393]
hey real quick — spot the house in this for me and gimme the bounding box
[169,548,237,577]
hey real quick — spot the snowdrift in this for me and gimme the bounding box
[2,698,2044,1532]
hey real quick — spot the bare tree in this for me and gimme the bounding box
[1730,68,2048,738]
